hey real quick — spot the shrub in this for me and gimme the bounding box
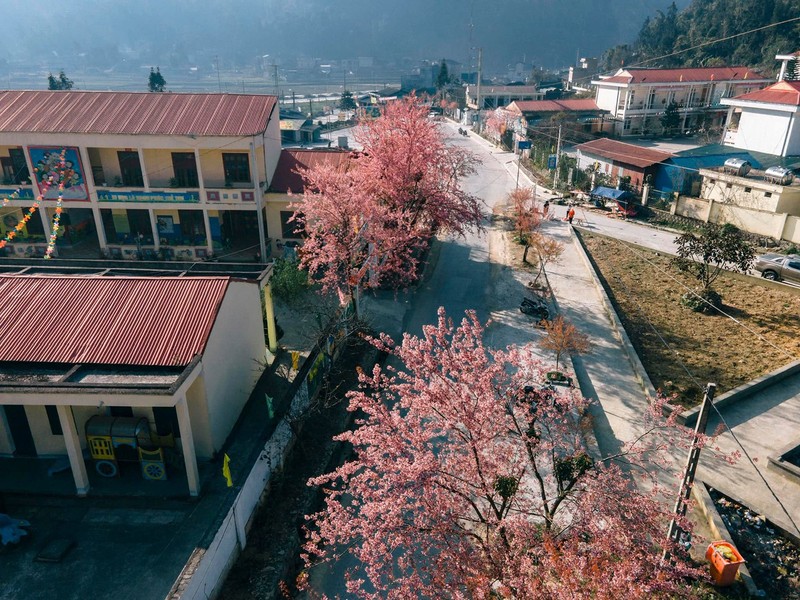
[271,257,309,301]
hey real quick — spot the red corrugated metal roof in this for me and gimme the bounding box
[597,66,768,85]
[731,80,800,106]
[0,91,277,136]
[510,99,602,113]
[269,149,353,193]
[0,275,231,367]
[576,138,674,169]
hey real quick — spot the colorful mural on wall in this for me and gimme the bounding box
[28,147,88,201]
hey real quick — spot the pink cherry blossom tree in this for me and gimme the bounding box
[302,309,709,599]
[353,94,482,236]
[291,95,482,307]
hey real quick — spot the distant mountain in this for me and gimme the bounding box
[601,0,800,74]
[0,0,691,73]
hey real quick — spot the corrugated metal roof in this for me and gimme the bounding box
[0,91,277,136]
[597,66,769,85]
[0,275,231,367]
[269,149,353,193]
[576,138,674,169]
[732,80,800,107]
[510,99,602,113]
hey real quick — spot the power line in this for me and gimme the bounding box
[572,15,800,86]
[599,235,800,538]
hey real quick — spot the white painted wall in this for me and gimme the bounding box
[201,280,265,454]
[595,87,620,114]
[734,108,793,156]
[784,114,800,156]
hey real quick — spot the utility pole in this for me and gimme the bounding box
[214,55,222,93]
[553,124,563,186]
[292,90,296,110]
[476,48,483,133]
[663,383,717,565]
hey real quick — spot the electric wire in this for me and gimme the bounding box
[595,233,800,537]
[570,15,800,87]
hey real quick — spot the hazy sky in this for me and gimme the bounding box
[0,0,690,72]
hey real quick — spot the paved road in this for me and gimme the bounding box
[305,121,800,596]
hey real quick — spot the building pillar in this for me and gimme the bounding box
[250,141,268,261]
[56,405,90,497]
[148,209,160,251]
[38,204,51,242]
[263,282,278,355]
[194,149,204,197]
[202,209,213,254]
[138,148,150,190]
[175,395,200,497]
[77,146,108,250]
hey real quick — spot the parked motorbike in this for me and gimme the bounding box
[520,297,550,321]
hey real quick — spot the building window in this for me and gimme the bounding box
[171,153,199,188]
[7,148,29,184]
[222,153,251,183]
[623,119,631,131]
[280,210,302,239]
[764,192,772,198]
[744,187,752,193]
[726,183,732,189]
[45,405,62,435]
[117,151,144,187]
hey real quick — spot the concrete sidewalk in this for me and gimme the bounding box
[510,163,800,545]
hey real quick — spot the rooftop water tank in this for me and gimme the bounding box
[723,158,751,176]
[764,166,794,186]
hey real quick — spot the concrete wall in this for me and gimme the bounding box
[710,202,784,238]
[675,196,800,244]
[186,376,214,459]
[735,108,792,156]
[169,376,314,600]
[201,280,265,454]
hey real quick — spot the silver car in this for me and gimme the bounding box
[754,253,800,284]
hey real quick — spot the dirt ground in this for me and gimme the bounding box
[576,231,800,407]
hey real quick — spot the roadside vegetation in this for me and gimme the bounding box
[579,231,800,407]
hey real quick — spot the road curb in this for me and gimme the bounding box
[570,227,659,402]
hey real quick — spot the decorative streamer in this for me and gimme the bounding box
[0,149,67,258]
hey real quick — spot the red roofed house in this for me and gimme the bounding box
[721,79,800,157]
[576,138,674,191]
[0,91,280,261]
[591,67,772,137]
[506,99,612,136]
[265,148,353,255]
[0,272,270,497]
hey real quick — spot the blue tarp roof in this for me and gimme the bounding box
[590,186,634,201]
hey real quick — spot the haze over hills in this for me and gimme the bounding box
[0,0,690,76]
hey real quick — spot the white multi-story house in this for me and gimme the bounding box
[592,67,771,137]
[465,85,543,110]
[721,79,800,157]
[0,90,280,261]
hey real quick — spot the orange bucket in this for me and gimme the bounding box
[705,541,745,586]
